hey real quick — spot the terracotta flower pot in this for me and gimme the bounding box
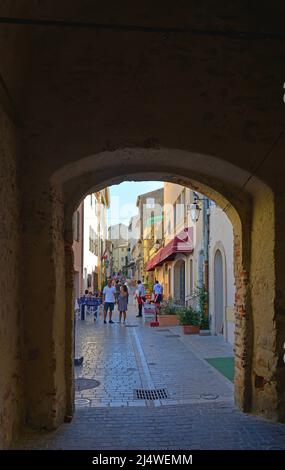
[183,325,200,335]
[158,315,179,327]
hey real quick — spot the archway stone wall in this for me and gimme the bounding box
[0,108,23,448]
[1,1,285,446]
[20,175,67,431]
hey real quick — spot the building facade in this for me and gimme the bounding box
[72,203,84,300]
[146,183,198,303]
[73,189,109,296]
[133,188,164,288]
[96,189,110,288]
[145,182,235,345]
[208,204,235,345]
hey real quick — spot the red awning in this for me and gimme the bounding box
[146,227,194,271]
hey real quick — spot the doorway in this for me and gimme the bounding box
[173,259,186,304]
[214,249,224,335]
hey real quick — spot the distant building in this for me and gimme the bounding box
[146,183,196,303]
[133,188,164,288]
[96,188,110,288]
[145,181,235,345]
[73,203,84,300]
[108,223,129,276]
[127,215,140,278]
[73,188,109,296]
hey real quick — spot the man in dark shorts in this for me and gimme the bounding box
[103,278,116,324]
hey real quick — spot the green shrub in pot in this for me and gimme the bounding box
[177,306,201,326]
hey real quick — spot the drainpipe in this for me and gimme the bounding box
[198,250,204,288]
[203,198,210,315]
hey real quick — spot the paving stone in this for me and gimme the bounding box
[13,306,285,450]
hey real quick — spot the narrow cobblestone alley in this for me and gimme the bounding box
[15,306,285,450]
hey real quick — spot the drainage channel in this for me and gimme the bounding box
[132,328,163,407]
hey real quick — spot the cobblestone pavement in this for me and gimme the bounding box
[15,403,285,450]
[14,306,285,449]
[73,306,233,407]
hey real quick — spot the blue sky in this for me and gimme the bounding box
[108,181,163,227]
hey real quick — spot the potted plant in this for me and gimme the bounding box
[158,300,180,327]
[200,312,210,336]
[177,306,201,334]
[196,285,210,336]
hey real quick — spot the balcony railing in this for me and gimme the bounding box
[171,292,200,310]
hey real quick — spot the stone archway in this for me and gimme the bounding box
[24,149,274,426]
[16,144,283,443]
[46,148,263,424]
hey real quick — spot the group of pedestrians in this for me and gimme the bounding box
[102,278,129,324]
[135,279,163,318]
[80,278,164,325]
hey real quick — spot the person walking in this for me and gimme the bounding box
[136,280,146,317]
[102,278,116,324]
[118,284,128,324]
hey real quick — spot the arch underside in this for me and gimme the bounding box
[52,147,254,241]
[51,147,270,423]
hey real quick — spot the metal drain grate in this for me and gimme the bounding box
[165,334,180,338]
[75,378,100,391]
[156,329,170,332]
[134,388,169,400]
[124,324,138,327]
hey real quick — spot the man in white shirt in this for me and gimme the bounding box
[103,278,116,324]
[136,280,146,317]
[153,280,163,315]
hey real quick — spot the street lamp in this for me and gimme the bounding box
[189,200,201,223]
[188,194,208,223]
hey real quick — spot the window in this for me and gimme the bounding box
[181,189,186,222]
[146,198,155,209]
[151,211,155,239]
[89,227,98,255]
[167,219,171,235]
[174,191,186,229]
